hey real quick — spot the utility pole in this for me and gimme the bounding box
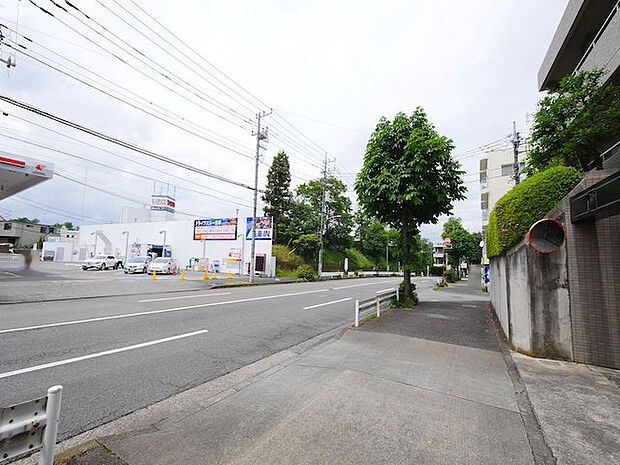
[512,121,521,185]
[249,110,271,283]
[317,153,329,279]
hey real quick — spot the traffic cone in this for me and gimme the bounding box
[179,270,185,280]
[152,271,156,280]
[227,271,232,279]
[202,270,209,280]
[212,271,216,280]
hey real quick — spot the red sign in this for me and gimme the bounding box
[444,237,452,244]
[0,155,26,167]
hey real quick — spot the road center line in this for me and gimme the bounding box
[0,289,330,334]
[0,330,208,380]
[303,297,352,310]
[138,292,231,303]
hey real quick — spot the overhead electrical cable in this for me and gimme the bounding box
[0,95,260,192]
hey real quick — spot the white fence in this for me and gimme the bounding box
[354,288,399,327]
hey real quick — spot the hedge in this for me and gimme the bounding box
[486,166,581,258]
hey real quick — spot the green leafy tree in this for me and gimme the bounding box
[53,221,75,230]
[528,69,620,172]
[10,217,40,224]
[262,151,292,244]
[359,220,387,266]
[441,217,479,268]
[292,233,320,262]
[295,176,353,250]
[355,108,466,300]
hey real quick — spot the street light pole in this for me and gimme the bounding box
[318,153,328,279]
[122,230,129,267]
[159,230,167,257]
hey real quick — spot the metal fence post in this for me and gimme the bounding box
[376,295,380,317]
[354,300,359,327]
[39,385,62,465]
[396,287,399,302]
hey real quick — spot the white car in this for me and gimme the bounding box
[148,257,177,274]
[82,255,122,271]
[124,256,152,274]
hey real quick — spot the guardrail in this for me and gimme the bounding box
[0,385,63,465]
[354,288,399,327]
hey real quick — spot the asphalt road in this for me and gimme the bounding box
[0,276,436,441]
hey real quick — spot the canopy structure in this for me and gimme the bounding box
[0,151,54,200]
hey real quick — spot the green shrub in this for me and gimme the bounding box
[486,166,581,258]
[295,264,316,281]
[444,268,458,283]
[434,279,447,289]
[397,280,418,306]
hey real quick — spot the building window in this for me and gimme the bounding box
[3,223,11,230]
[501,164,514,176]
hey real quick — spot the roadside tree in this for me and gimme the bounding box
[355,108,466,301]
[262,151,292,244]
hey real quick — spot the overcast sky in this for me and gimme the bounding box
[0,0,567,242]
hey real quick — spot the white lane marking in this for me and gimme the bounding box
[332,280,399,290]
[376,288,397,294]
[138,292,231,303]
[461,305,477,308]
[0,271,19,277]
[0,289,330,334]
[303,297,352,310]
[0,330,208,380]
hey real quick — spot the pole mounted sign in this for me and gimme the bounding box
[0,385,63,465]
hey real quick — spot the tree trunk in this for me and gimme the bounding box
[401,213,411,301]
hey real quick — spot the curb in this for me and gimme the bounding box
[488,304,557,465]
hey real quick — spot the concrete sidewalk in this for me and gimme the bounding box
[13,285,617,464]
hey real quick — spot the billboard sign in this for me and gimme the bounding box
[245,216,273,241]
[226,248,242,261]
[193,218,238,240]
[151,195,175,213]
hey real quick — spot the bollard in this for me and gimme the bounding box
[39,385,63,465]
[212,271,216,280]
[227,271,232,279]
[396,287,399,302]
[354,300,359,327]
[179,270,185,280]
[152,270,156,280]
[376,295,381,317]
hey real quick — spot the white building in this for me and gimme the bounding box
[479,147,527,263]
[433,242,447,267]
[42,217,275,276]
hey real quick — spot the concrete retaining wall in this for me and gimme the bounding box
[489,170,619,368]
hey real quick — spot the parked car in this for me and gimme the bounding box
[124,256,152,274]
[148,257,177,274]
[82,255,122,271]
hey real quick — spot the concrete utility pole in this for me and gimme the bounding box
[249,110,271,283]
[317,153,329,279]
[512,121,521,185]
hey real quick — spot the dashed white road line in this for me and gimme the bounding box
[138,292,231,303]
[0,289,330,334]
[332,280,399,290]
[303,297,352,310]
[0,329,208,380]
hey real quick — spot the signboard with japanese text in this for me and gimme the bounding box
[245,216,273,241]
[151,195,176,213]
[193,218,238,240]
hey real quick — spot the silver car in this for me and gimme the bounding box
[148,257,177,274]
[124,256,152,274]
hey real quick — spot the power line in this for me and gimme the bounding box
[0,94,260,191]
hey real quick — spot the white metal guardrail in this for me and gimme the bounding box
[354,288,399,327]
[0,385,63,465]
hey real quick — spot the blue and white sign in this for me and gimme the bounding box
[151,195,175,213]
[245,216,273,241]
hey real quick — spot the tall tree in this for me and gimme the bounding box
[441,217,482,268]
[262,151,292,244]
[295,176,353,250]
[355,108,466,300]
[528,69,620,172]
